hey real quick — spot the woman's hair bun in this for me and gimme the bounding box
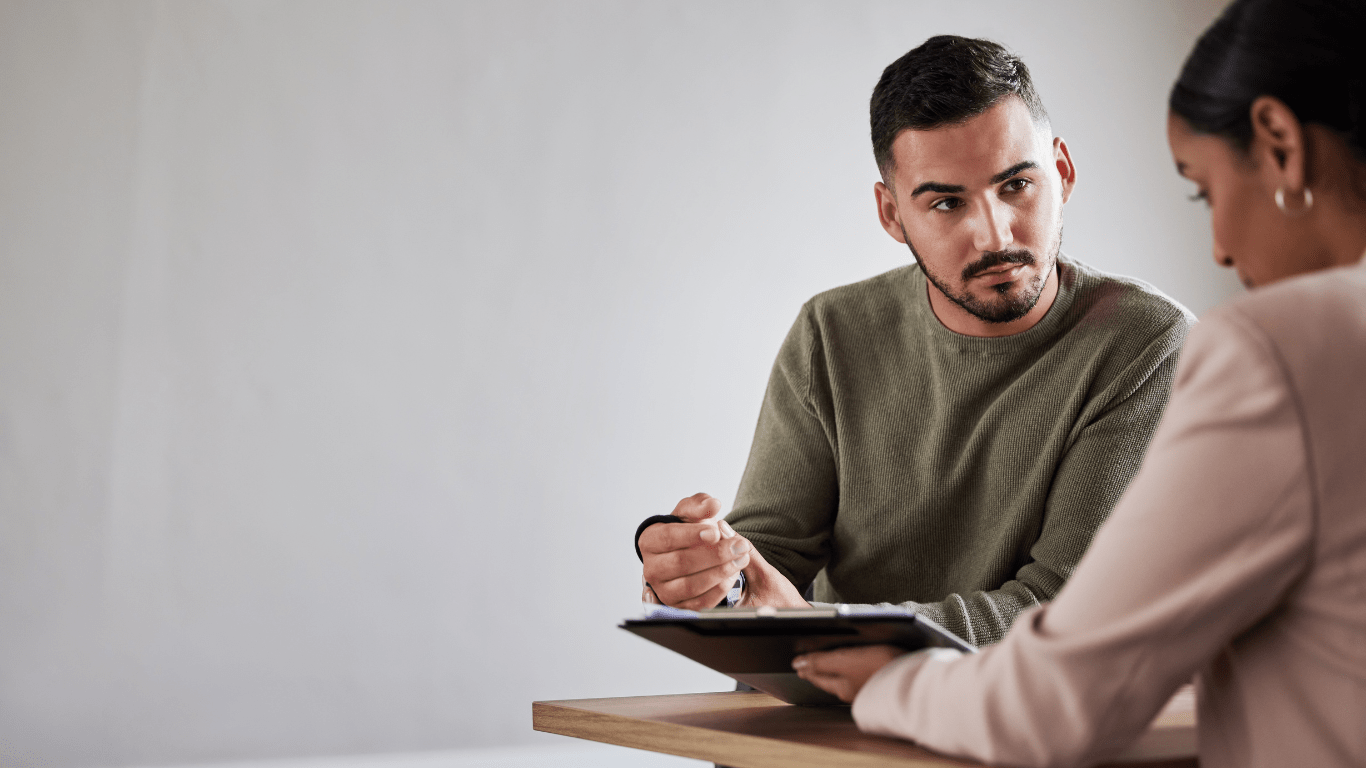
[1172,0,1366,161]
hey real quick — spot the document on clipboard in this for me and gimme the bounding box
[620,604,976,705]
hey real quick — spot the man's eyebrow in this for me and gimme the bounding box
[990,161,1039,185]
[910,161,1041,198]
[910,181,966,198]
[1175,161,1188,176]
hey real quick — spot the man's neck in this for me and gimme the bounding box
[926,265,1060,338]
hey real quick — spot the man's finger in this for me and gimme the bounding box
[671,492,722,523]
[641,576,660,604]
[656,550,750,605]
[652,551,750,607]
[673,580,734,612]
[644,536,750,583]
[639,520,722,554]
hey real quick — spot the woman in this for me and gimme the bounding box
[792,1,1366,766]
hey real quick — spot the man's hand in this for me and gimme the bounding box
[792,645,904,703]
[640,493,752,610]
[737,545,811,609]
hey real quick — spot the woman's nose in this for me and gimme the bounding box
[1213,242,1234,268]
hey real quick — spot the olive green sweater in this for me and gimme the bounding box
[726,256,1195,646]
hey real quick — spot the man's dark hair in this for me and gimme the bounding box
[871,35,1049,180]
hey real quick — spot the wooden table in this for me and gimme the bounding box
[534,688,1197,768]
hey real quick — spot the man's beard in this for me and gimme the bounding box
[901,224,1062,325]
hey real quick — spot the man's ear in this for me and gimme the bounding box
[1249,95,1308,192]
[1053,136,1077,204]
[874,181,906,243]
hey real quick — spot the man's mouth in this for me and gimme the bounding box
[962,250,1035,282]
[970,263,1029,286]
[976,264,1023,277]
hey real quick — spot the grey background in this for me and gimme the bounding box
[0,2,1233,767]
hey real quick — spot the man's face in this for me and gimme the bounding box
[876,96,1074,326]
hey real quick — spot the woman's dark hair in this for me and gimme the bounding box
[1171,0,1366,160]
[871,35,1048,180]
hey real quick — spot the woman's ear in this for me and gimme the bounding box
[1249,95,1308,192]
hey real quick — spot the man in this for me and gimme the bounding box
[636,35,1194,646]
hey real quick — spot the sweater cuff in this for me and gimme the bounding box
[634,514,685,562]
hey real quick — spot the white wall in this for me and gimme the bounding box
[0,2,1233,767]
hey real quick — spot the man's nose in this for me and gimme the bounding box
[972,199,1014,253]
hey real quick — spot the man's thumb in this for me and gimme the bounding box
[740,543,770,584]
[673,492,723,522]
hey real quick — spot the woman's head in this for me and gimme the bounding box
[1168,0,1366,287]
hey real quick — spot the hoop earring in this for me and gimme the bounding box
[1274,186,1314,215]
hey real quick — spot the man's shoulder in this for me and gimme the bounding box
[1061,256,1197,340]
[802,263,924,322]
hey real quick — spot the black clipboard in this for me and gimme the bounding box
[621,606,975,705]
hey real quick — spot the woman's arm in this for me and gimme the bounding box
[838,308,1316,768]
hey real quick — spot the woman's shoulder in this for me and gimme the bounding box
[1210,259,1366,349]
[1194,262,1366,455]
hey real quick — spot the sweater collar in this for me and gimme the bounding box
[911,253,1082,354]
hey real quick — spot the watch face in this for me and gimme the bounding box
[725,573,746,607]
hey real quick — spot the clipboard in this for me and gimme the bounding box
[621,606,975,705]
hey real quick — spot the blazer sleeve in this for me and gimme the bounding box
[850,307,1316,768]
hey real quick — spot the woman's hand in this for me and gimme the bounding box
[792,645,904,703]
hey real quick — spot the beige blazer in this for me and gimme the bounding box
[852,258,1366,768]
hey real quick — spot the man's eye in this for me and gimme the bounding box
[932,198,962,211]
[1188,190,1210,206]
[1004,178,1030,192]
